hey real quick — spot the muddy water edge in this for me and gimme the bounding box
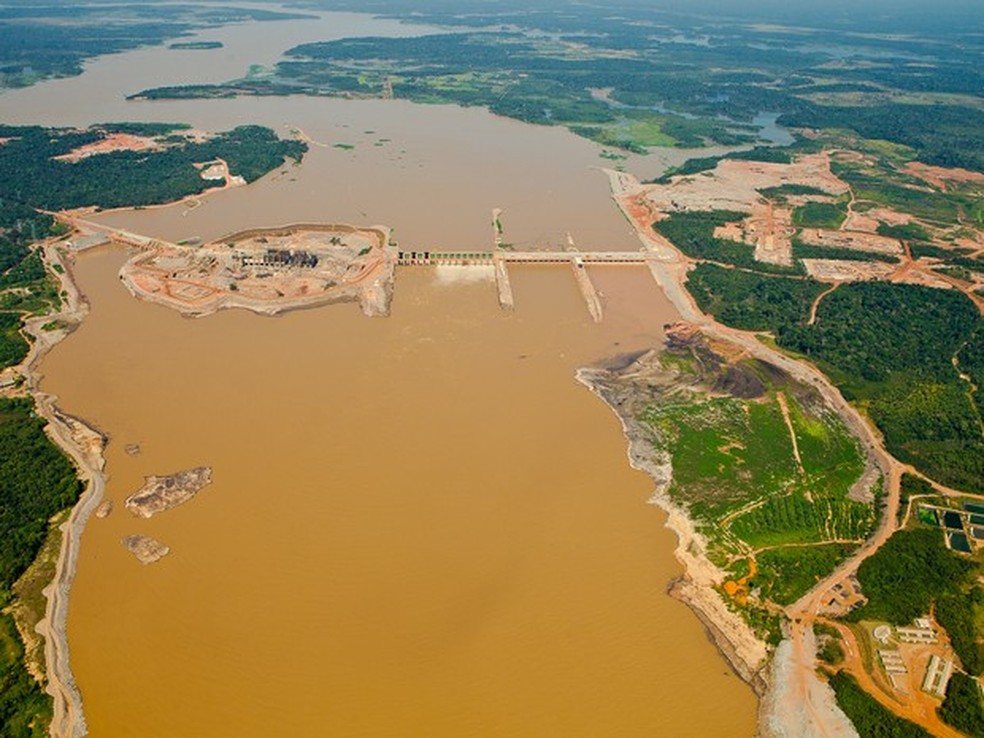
[5,7,757,736]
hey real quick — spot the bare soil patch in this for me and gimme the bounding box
[54,133,162,162]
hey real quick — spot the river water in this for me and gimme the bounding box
[5,7,757,736]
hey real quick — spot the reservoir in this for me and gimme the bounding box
[7,6,758,735]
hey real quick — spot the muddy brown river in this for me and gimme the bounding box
[6,6,757,735]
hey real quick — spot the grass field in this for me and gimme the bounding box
[792,200,848,229]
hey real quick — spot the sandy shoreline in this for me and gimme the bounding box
[16,242,107,738]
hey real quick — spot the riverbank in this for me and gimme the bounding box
[602,168,903,737]
[16,242,109,738]
[575,365,771,694]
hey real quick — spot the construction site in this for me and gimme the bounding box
[99,222,398,317]
[633,152,984,311]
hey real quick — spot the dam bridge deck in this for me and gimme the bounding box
[398,250,656,322]
[397,250,648,265]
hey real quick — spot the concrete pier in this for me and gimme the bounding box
[493,254,514,310]
[571,257,603,322]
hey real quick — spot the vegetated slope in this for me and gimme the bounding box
[594,329,875,643]
[0,398,82,738]
[777,283,983,492]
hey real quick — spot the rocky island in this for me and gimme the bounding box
[124,466,213,519]
[121,535,171,565]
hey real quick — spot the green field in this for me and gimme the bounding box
[792,200,848,229]
[642,393,798,523]
[642,374,868,538]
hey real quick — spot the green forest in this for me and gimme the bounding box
[827,671,931,738]
[939,673,984,737]
[778,103,984,172]
[0,398,81,598]
[653,211,800,274]
[790,239,899,264]
[936,587,984,676]
[685,263,823,331]
[0,609,49,738]
[776,283,983,492]
[0,398,82,738]
[849,528,976,625]
[0,200,62,368]
[0,124,307,210]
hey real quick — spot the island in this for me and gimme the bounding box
[124,466,213,519]
[168,41,224,50]
[121,535,170,565]
[117,223,397,318]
